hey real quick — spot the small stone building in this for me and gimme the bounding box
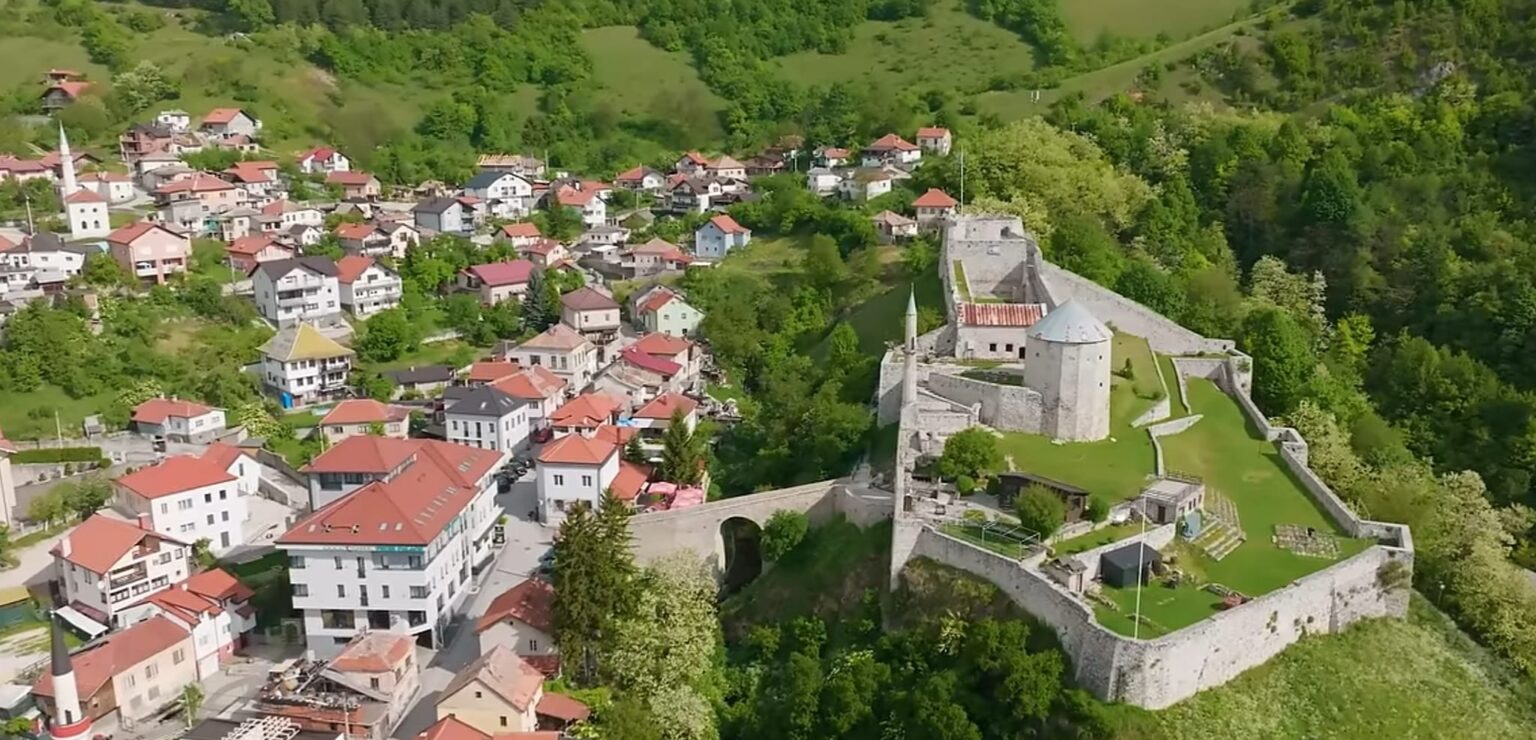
[1138,476,1205,525]
[1100,543,1162,588]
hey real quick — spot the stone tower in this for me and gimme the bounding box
[1023,300,1112,441]
[46,612,92,740]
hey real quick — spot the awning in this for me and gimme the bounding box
[55,605,109,639]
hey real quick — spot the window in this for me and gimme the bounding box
[220,491,227,500]
[145,663,158,679]
[475,691,483,699]
[989,343,998,352]
[334,556,343,569]
[370,677,381,690]
[222,511,229,522]
[381,585,390,599]
[159,503,168,514]
[581,475,592,487]
[207,514,215,525]
[124,674,135,688]
[499,717,508,727]
[553,474,564,485]
[290,555,306,569]
[528,638,538,651]
[410,586,428,599]
[337,584,346,598]
[173,648,185,664]
[293,584,309,597]
[178,499,194,511]
[204,493,212,503]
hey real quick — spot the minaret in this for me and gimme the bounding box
[902,288,918,404]
[57,123,77,196]
[46,612,92,739]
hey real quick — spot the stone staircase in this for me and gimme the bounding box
[1189,490,1244,561]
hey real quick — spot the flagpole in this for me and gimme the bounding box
[1133,499,1146,640]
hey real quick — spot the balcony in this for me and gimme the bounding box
[108,562,147,590]
[275,291,315,307]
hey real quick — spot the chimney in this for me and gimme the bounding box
[60,536,71,557]
[137,513,151,530]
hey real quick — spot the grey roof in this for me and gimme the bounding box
[1101,542,1162,572]
[414,197,461,215]
[253,256,338,280]
[385,365,456,385]
[446,385,524,417]
[23,232,97,255]
[1028,300,1111,345]
[465,170,514,189]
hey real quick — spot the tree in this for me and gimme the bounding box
[191,538,216,569]
[761,509,809,562]
[59,476,112,521]
[1241,306,1314,414]
[936,427,1001,480]
[658,410,704,485]
[605,555,721,740]
[81,252,127,287]
[109,61,176,114]
[358,373,395,402]
[623,436,648,465]
[552,497,637,684]
[803,236,847,293]
[27,489,69,526]
[356,308,420,362]
[523,270,560,332]
[1015,484,1065,538]
[180,683,205,727]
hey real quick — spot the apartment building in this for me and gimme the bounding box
[105,222,189,286]
[52,515,191,630]
[259,323,354,406]
[120,568,257,679]
[446,386,530,454]
[506,324,596,391]
[335,255,402,318]
[112,444,255,553]
[252,257,342,327]
[278,438,504,656]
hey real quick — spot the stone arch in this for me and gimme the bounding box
[717,516,764,594]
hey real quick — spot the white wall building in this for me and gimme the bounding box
[259,323,355,407]
[536,435,622,522]
[336,255,402,318]
[446,386,530,454]
[252,256,342,327]
[119,568,257,679]
[52,515,191,631]
[507,324,597,391]
[113,444,255,553]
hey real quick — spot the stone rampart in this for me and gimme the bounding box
[1038,261,1233,356]
[943,217,1039,299]
[1131,396,1171,428]
[925,373,1043,432]
[629,480,842,567]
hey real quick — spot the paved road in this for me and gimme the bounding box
[394,475,553,738]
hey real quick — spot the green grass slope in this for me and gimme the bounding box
[1062,0,1250,43]
[581,26,724,118]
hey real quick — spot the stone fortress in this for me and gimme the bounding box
[882,214,1417,710]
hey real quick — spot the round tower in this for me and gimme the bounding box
[1023,300,1112,441]
[46,612,92,740]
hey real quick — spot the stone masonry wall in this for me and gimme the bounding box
[926,373,1043,432]
[1038,261,1234,355]
[944,217,1039,299]
[1067,523,1176,581]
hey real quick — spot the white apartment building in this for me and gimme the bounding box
[336,255,403,318]
[446,386,530,454]
[278,438,504,657]
[251,256,342,327]
[52,514,192,630]
[535,434,635,522]
[507,324,597,391]
[259,323,354,406]
[120,567,257,679]
[113,444,256,553]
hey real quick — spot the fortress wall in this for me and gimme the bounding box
[926,373,1043,432]
[1131,396,1171,428]
[944,217,1039,299]
[1067,523,1177,581]
[1038,261,1233,355]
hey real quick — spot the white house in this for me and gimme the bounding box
[496,222,543,250]
[484,366,567,433]
[912,188,959,225]
[119,567,257,679]
[83,171,136,203]
[706,155,747,181]
[251,256,342,327]
[446,386,531,454]
[129,398,226,443]
[806,167,842,197]
[464,171,533,218]
[814,147,851,168]
[475,578,557,663]
[552,186,606,228]
[299,147,350,174]
[200,108,262,139]
[278,438,504,656]
[0,232,91,292]
[694,214,751,259]
[916,126,953,156]
[507,324,597,391]
[336,255,402,318]
[536,434,621,522]
[613,165,665,193]
[64,190,110,240]
[259,322,354,406]
[839,169,894,201]
[51,514,191,631]
[862,133,922,166]
[112,443,256,553]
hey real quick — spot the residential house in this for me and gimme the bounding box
[51,515,191,631]
[667,175,723,214]
[805,167,842,197]
[912,188,959,225]
[458,260,534,306]
[279,437,503,653]
[496,222,542,250]
[106,222,190,285]
[620,238,693,278]
[559,287,621,348]
[298,147,350,174]
[477,154,545,178]
[693,214,751,259]
[40,80,92,114]
[629,392,699,454]
[415,197,470,234]
[154,175,247,218]
[839,169,894,201]
[630,332,702,380]
[508,324,596,392]
[259,322,354,406]
[446,386,530,454]
[200,108,261,139]
[546,393,624,438]
[0,232,92,293]
[225,235,294,274]
[118,123,175,163]
[384,365,455,398]
[130,398,227,443]
[32,615,197,727]
[337,255,403,318]
[465,361,522,387]
[862,133,922,166]
[284,223,324,248]
[327,171,381,201]
[335,223,397,259]
[113,446,255,553]
[464,171,533,219]
[260,199,325,232]
[436,646,588,735]
[217,206,258,242]
[82,171,136,204]
[551,186,606,228]
[597,333,702,403]
[631,285,703,337]
[486,366,567,433]
[916,126,953,155]
[579,224,628,249]
[154,109,190,131]
[119,568,257,678]
[0,155,52,183]
[221,161,281,198]
[254,632,420,740]
[512,239,563,269]
[814,147,851,168]
[475,578,557,668]
[613,165,665,193]
[706,155,747,181]
[536,433,648,520]
[673,152,709,175]
[252,257,342,326]
[744,154,787,177]
[319,399,410,445]
[872,210,918,242]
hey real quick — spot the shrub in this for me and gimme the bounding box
[1085,498,1109,523]
[955,475,977,495]
[13,447,104,464]
[1016,484,1066,538]
[962,508,988,524]
[761,510,810,562]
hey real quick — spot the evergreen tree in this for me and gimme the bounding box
[551,494,639,685]
[623,436,648,465]
[658,409,703,485]
[523,269,560,331]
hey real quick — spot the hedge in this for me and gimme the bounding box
[11,447,104,464]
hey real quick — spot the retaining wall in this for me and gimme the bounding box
[926,373,1043,432]
[1067,523,1177,581]
[1037,261,1234,356]
[1131,396,1171,428]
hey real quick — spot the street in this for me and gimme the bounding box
[393,473,554,738]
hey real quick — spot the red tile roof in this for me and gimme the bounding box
[917,126,951,138]
[550,393,623,429]
[330,631,415,673]
[680,152,709,165]
[302,147,338,162]
[522,238,562,257]
[200,442,245,472]
[335,254,375,283]
[33,616,189,699]
[818,147,850,159]
[157,174,237,195]
[442,645,546,712]
[468,360,521,384]
[499,222,541,238]
[537,434,617,466]
[491,366,566,401]
[536,692,591,723]
[48,81,91,99]
[614,165,655,182]
[335,222,376,241]
[476,578,554,633]
[223,162,273,183]
[107,221,174,245]
[51,514,184,574]
[630,332,694,357]
[706,213,748,235]
[416,716,490,740]
[327,171,375,186]
[283,440,501,546]
[553,186,596,207]
[465,260,535,287]
[912,188,958,208]
[226,235,286,257]
[321,399,405,426]
[867,133,919,152]
[632,393,698,420]
[202,108,246,125]
[64,189,105,204]
[131,398,214,424]
[116,455,238,500]
[637,288,677,314]
[959,302,1046,327]
[611,461,650,501]
[145,586,223,626]
[183,567,255,603]
[620,346,681,377]
[560,286,619,312]
[591,424,637,447]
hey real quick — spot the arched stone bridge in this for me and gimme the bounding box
[628,480,893,573]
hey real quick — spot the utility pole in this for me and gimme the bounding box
[958,149,965,216]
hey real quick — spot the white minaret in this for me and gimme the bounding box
[46,611,92,739]
[57,123,77,196]
[902,287,918,404]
